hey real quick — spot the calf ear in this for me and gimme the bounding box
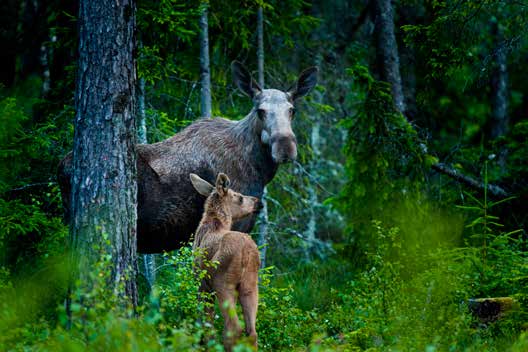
[190,174,214,196]
[288,66,318,100]
[232,61,262,98]
[216,173,230,196]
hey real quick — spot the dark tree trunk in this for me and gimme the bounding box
[19,0,46,80]
[199,3,212,118]
[48,0,78,104]
[373,0,406,113]
[490,20,509,140]
[398,2,423,121]
[71,0,138,307]
[0,0,19,87]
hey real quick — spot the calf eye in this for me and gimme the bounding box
[239,196,243,204]
[289,107,296,118]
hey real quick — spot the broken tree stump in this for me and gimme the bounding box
[468,297,519,323]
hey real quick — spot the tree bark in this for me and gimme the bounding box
[257,7,265,89]
[199,3,212,118]
[398,2,423,121]
[304,120,320,259]
[137,76,156,287]
[19,0,47,81]
[373,0,406,113]
[138,77,148,144]
[0,0,18,87]
[490,20,509,140]
[71,0,138,308]
[256,6,269,268]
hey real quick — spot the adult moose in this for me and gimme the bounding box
[58,61,318,253]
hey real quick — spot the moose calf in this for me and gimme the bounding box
[190,172,261,351]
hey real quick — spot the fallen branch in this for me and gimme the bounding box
[431,162,509,198]
[7,182,56,193]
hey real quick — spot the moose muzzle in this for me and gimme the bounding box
[270,133,298,164]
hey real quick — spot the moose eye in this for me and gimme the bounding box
[257,109,266,120]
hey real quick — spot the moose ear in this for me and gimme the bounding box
[215,173,230,196]
[190,173,214,196]
[288,66,318,100]
[232,61,262,98]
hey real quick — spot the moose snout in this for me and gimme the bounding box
[254,198,263,212]
[270,133,298,164]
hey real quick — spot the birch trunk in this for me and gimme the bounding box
[137,76,156,287]
[304,121,320,259]
[256,6,269,268]
[71,0,138,307]
[257,7,265,88]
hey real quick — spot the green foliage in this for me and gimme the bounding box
[0,243,221,351]
[329,66,429,265]
[0,97,28,191]
[138,0,201,83]
[2,0,528,350]
[338,65,424,205]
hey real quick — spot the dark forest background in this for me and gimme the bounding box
[1,0,528,350]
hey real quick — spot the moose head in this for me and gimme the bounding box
[232,61,318,164]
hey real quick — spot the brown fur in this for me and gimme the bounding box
[190,173,261,351]
[57,62,318,253]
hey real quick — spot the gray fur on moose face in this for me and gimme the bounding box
[231,61,319,164]
[255,89,297,163]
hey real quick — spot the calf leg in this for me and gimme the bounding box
[216,288,241,352]
[239,272,258,349]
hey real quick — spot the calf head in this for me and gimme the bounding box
[232,61,318,164]
[190,173,261,221]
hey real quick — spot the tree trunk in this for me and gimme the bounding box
[257,7,265,89]
[489,19,509,172]
[137,76,156,287]
[373,0,406,113]
[0,0,18,87]
[19,0,46,81]
[398,2,423,121]
[70,0,138,308]
[138,77,148,144]
[256,6,269,268]
[48,0,78,103]
[490,20,509,140]
[257,188,269,268]
[304,120,320,260]
[199,3,212,118]
[490,20,510,174]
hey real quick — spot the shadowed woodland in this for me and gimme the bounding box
[1,0,528,351]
